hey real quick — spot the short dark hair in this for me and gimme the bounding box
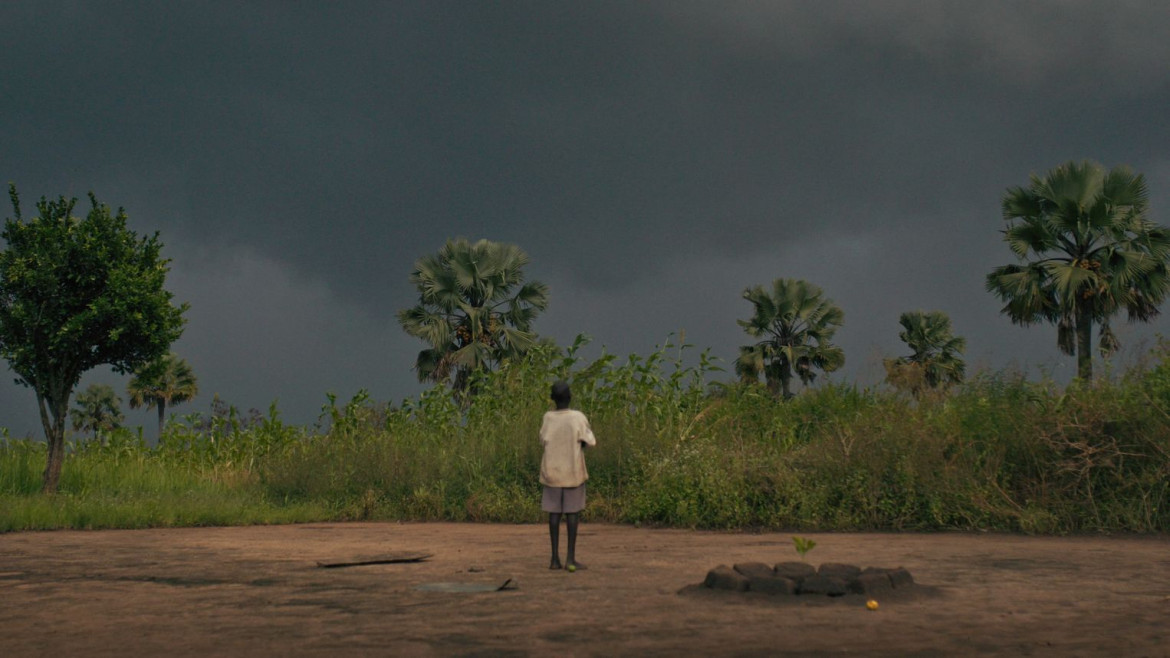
[550,380,571,404]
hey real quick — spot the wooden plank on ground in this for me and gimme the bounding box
[316,553,433,568]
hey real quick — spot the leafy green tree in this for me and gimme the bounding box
[397,238,550,389]
[735,278,845,398]
[70,383,124,445]
[127,352,199,438]
[0,185,186,492]
[883,310,966,397]
[987,160,1170,380]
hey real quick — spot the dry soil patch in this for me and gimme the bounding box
[2,523,1168,656]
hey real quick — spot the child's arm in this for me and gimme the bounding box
[579,416,597,448]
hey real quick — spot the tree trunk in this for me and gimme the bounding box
[157,402,167,440]
[779,369,793,400]
[37,391,69,494]
[1076,305,1093,381]
[42,433,65,493]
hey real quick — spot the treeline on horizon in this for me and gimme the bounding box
[3,160,1170,533]
[3,335,1170,534]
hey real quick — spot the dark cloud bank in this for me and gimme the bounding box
[3,2,1170,436]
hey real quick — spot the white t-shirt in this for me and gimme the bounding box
[539,409,597,488]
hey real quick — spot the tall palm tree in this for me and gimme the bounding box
[735,278,845,398]
[987,160,1170,380]
[397,238,550,390]
[127,353,199,437]
[884,311,966,396]
[69,383,124,445]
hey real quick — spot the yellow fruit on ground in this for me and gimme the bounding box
[866,600,879,610]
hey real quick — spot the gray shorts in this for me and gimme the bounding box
[542,484,587,513]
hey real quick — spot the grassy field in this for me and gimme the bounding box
[4,337,1170,533]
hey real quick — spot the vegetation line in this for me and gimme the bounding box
[3,337,1170,534]
[3,160,1169,532]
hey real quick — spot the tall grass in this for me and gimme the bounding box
[0,411,328,532]
[3,335,1170,533]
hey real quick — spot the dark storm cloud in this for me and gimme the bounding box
[3,1,1170,434]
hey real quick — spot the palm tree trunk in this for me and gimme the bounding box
[1076,306,1093,381]
[157,402,167,440]
[780,369,793,399]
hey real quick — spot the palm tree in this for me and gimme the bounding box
[884,311,966,397]
[69,383,124,445]
[127,353,199,437]
[397,238,550,390]
[987,160,1170,380]
[735,278,845,398]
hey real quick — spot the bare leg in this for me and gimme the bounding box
[565,513,584,570]
[548,513,562,569]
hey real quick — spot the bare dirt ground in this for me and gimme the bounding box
[2,523,1169,657]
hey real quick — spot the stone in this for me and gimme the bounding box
[735,563,797,595]
[751,575,797,595]
[818,562,861,579]
[704,565,749,591]
[701,562,914,598]
[773,561,816,581]
[733,562,776,581]
[848,573,893,595]
[888,568,914,589]
[799,575,848,596]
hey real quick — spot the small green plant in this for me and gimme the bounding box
[792,536,817,560]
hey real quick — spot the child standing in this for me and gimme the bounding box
[540,381,596,570]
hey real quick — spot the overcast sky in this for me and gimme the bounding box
[4,1,1170,438]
